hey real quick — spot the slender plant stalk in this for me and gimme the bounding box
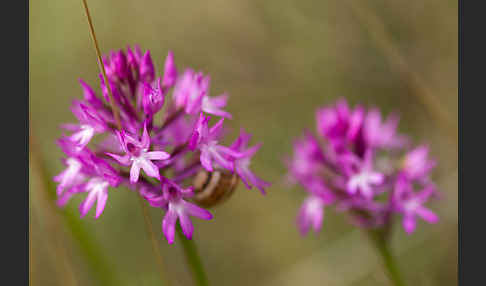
[79,1,171,284]
[367,229,407,286]
[176,225,209,286]
[343,0,457,146]
[80,0,122,130]
[137,195,171,286]
[30,131,120,286]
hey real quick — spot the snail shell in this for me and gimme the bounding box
[192,169,239,208]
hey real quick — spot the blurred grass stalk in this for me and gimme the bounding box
[30,131,120,286]
[343,0,458,146]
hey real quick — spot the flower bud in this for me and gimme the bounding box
[162,51,178,89]
[143,78,165,116]
[140,50,155,83]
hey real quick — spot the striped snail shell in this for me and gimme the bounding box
[192,169,239,208]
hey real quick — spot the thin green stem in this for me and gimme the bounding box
[176,225,209,286]
[367,229,407,286]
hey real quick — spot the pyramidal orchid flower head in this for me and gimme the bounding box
[54,46,268,242]
[287,98,440,236]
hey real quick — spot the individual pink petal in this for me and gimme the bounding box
[311,207,324,232]
[141,123,151,150]
[369,172,385,184]
[203,108,232,119]
[178,212,194,239]
[146,151,170,160]
[297,205,311,235]
[240,143,261,158]
[181,200,213,220]
[347,179,359,195]
[209,148,233,171]
[209,118,225,136]
[188,131,199,151]
[297,196,324,235]
[403,215,416,234]
[60,123,81,132]
[347,106,365,140]
[140,50,155,83]
[79,79,103,108]
[202,95,232,119]
[216,145,245,159]
[106,152,131,166]
[415,207,439,224]
[200,150,213,172]
[95,191,108,219]
[114,131,128,153]
[79,191,97,218]
[188,94,205,114]
[236,168,252,190]
[230,129,252,151]
[138,158,160,180]
[208,94,228,108]
[162,210,178,244]
[130,163,141,183]
[242,168,270,194]
[57,192,75,207]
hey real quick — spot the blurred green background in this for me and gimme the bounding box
[29,0,457,285]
